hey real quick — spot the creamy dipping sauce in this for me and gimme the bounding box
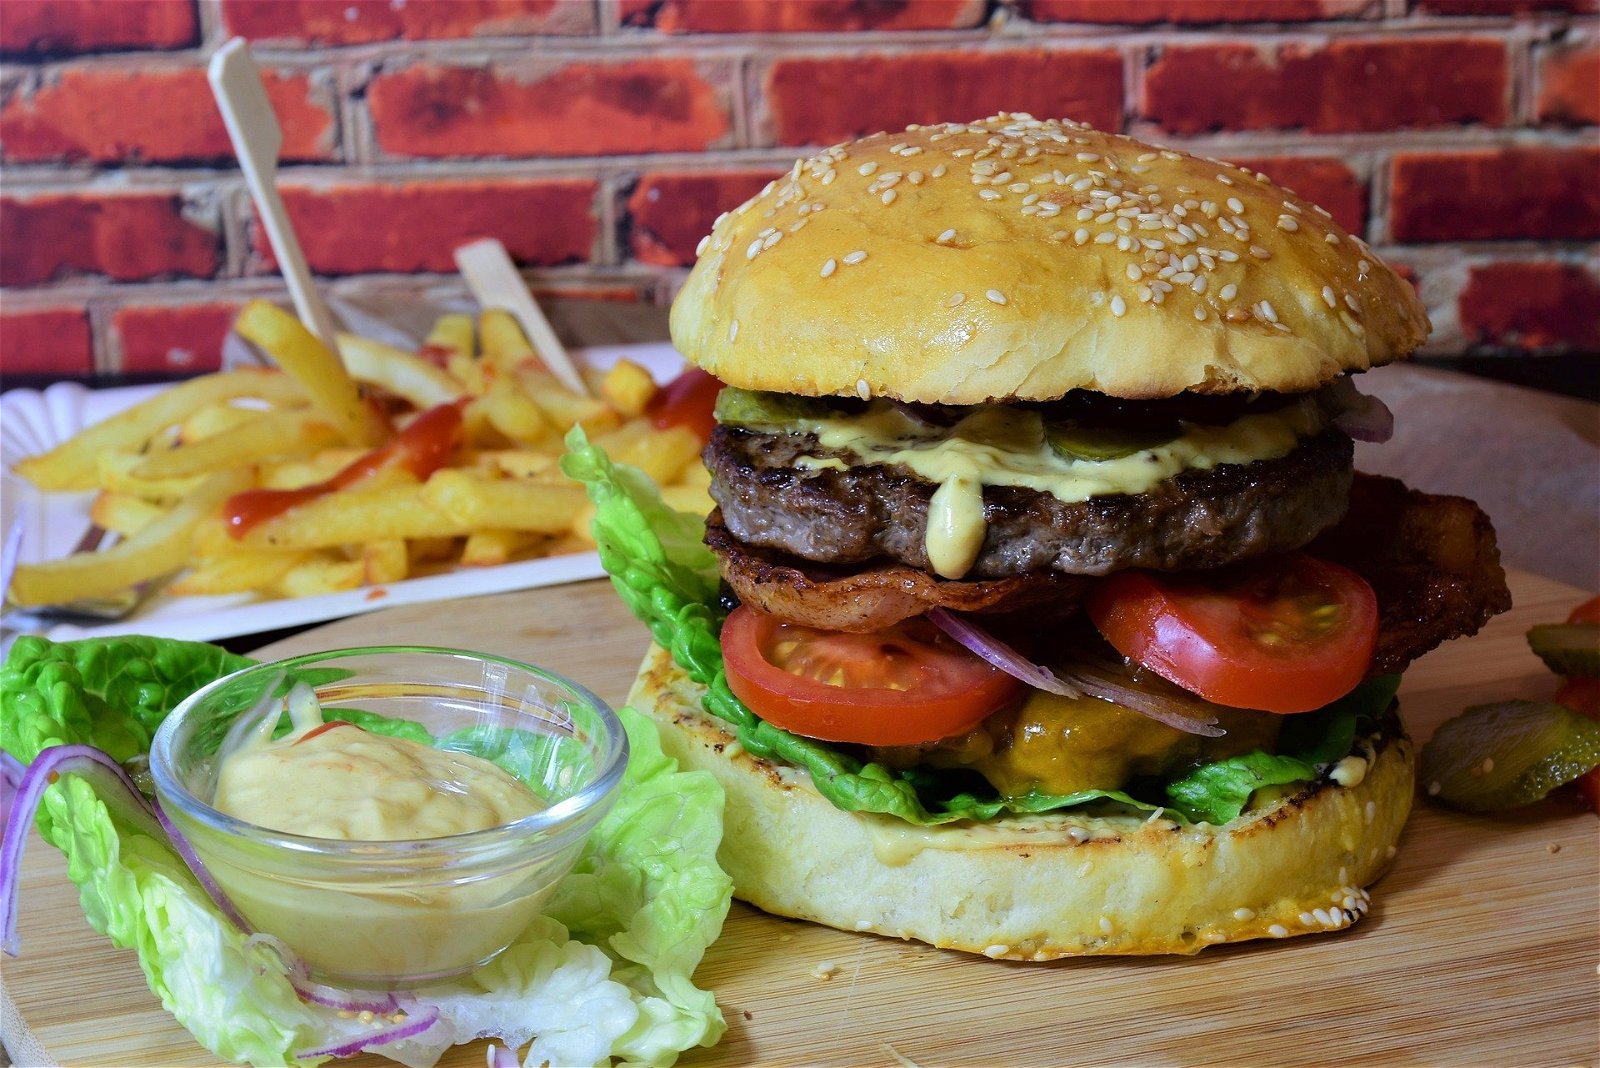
[214,720,540,841]
[781,399,1325,578]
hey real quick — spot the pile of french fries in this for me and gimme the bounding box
[7,300,712,609]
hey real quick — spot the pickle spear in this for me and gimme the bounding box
[1526,623,1600,678]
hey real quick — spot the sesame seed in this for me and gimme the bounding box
[1216,174,1234,185]
[1299,912,1316,927]
[1314,908,1333,926]
[728,319,740,342]
[843,250,867,265]
[1344,292,1360,312]
[695,234,710,256]
[1194,304,1207,320]
[1321,286,1338,308]
[1073,228,1089,245]
[882,189,897,205]
[745,239,763,261]
[1257,300,1278,323]
[1099,916,1114,934]
[1277,214,1300,232]
[947,291,966,307]
[1125,262,1142,281]
[856,378,870,400]
[986,289,1007,305]
[858,162,878,176]
[937,228,957,244]
[932,164,948,177]
[1268,924,1289,938]
[1110,295,1127,317]
[979,189,1002,201]
[909,170,925,185]
[1234,907,1256,921]
[820,258,837,278]
[1283,200,1303,214]
[1249,245,1272,260]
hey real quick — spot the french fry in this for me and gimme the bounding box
[275,553,365,598]
[609,425,703,486]
[89,492,168,538]
[180,402,271,443]
[419,469,587,532]
[659,483,716,517]
[170,546,312,596]
[460,528,541,567]
[239,482,473,550]
[13,369,302,491]
[235,300,389,447]
[97,452,208,502]
[134,409,340,479]
[481,450,560,481]
[409,536,461,565]
[423,313,475,361]
[361,539,409,584]
[338,333,464,409]
[7,470,251,607]
[599,359,658,417]
[480,375,549,444]
[568,500,599,546]
[479,309,535,373]
[259,449,364,490]
[517,370,620,434]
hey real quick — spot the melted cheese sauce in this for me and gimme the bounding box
[786,399,1325,578]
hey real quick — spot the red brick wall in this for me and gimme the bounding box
[1,0,1595,381]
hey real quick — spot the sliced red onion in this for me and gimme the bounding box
[295,1003,441,1060]
[928,610,1224,737]
[927,608,1084,698]
[2,745,168,955]
[151,797,252,934]
[244,932,402,1016]
[487,1043,521,1068]
[2,751,25,829]
[1325,378,1394,443]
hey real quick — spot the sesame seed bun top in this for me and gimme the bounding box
[669,114,1431,402]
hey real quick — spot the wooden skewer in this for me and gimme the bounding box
[454,238,591,397]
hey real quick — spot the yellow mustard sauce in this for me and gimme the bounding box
[214,720,540,841]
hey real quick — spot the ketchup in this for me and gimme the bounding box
[223,400,464,538]
[646,367,722,443]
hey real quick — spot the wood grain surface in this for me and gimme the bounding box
[6,570,1597,1068]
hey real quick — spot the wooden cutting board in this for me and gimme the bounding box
[6,569,1597,1067]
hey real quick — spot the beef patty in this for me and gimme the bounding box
[706,426,1355,578]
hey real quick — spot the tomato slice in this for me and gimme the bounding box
[647,367,722,443]
[1087,553,1379,714]
[720,606,1023,746]
[1555,676,1600,811]
[1568,596,1600,626]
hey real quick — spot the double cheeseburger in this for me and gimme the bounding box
[625,114,1511,958]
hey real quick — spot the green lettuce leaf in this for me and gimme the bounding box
[563,426,1392,829]
[2,635,731,1068]
[1164,674,1403,824]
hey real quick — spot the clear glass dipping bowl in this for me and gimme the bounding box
[150,646,627,988]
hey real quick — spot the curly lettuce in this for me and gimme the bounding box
[562,426,1403,829]
[2,634,731,1068]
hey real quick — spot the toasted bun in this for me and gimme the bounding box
[670,114,1429,403]
[628,643,1414,959]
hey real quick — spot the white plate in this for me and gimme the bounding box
[1,342,684,646]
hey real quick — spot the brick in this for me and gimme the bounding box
[1021,0,1369,23]
[1390,148,1600,242]
[258,180,598,275]
[626,0,986,31]
[0,306,93,376]
[1232,157,1367,235]
[368,59,731,158]
[1537,38,1600,125]
[1142,38,1508,134]
[221,0,590,44]
[1457,262,1600,349]
[765,49,1124,147]
[1417,0,1596,13]
[113,302,241,375]
[0,0,197,55]
[0,192,220,286]
[1,67,334,165]
[628,171,783,267]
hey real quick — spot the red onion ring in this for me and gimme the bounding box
[488,1043,522,1068]
[927,610,1225,737]
[1325,378,1394,443]
[295,1002,441,1060]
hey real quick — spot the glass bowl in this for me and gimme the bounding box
[150,646,627,988]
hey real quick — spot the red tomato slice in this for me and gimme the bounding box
[1087,553,1379,714]
[720,606,1023,746]
[648,367,722,443]
[1555,676,1600,811]
[1567,595,1600,626]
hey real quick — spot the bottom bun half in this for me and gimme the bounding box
[626,643,1415,960]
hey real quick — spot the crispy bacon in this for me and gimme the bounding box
[707,511,1087,633]
[1309,473,1512,676]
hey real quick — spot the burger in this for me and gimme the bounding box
[617,114,1512,958]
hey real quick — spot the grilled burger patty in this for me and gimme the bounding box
[706,426,1356,578]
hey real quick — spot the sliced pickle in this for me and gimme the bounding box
[1419,700,1600,812]
[1527,623,1600,677]
[712,386,832,427]
[1044,421,1181,462]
